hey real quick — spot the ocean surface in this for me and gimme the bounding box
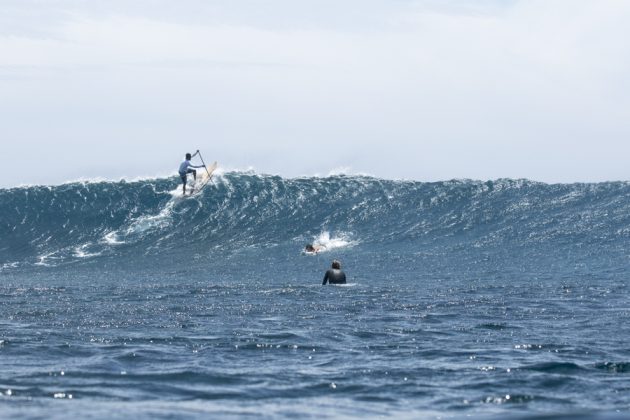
[1,173,629,419]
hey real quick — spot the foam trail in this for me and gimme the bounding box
[310,231,357,253]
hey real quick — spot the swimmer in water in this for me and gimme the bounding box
[305,244,323,254]
[322,260,346,285]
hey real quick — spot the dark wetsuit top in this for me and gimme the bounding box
[322,269,346,285]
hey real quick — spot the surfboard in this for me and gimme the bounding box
[189,161,218,196]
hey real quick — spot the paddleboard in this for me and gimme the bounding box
[189,161,218,196]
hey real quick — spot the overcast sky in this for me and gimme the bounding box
[1,0,629,187]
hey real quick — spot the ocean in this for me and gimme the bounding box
[1,173,629,419]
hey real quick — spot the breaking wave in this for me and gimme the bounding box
[0,173,628,272]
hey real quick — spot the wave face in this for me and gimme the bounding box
[1,174,628,275]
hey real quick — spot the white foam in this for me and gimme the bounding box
[327,167,353,176]
[124,210,171,235]
[35,252,56,267]
[73,243,102,258]
[102,231,125,245]
[0,262,19,271]
[101,196,177,245]
[6,171,179,190]
[308,231,357,253]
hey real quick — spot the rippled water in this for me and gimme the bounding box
[1,174,629,418]
[1,269,629,418]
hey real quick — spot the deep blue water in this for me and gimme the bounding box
[1,173,629,418]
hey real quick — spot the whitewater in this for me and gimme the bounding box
[1,172,629,418]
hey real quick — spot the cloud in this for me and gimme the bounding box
[1,0,629,186]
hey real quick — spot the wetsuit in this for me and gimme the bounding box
[322,269,346,285]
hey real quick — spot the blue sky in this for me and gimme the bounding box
[1,0,628,187]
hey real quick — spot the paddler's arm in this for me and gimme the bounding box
[322,271,329,285]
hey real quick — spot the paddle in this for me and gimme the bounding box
[196,149,213,180]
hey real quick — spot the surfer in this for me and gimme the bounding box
[179,152,205,195]
[305,244,323,254]
[322,260,346,285]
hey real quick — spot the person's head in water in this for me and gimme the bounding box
[305,244,316,252]
[332,260,341,269]
[185,153,192,160]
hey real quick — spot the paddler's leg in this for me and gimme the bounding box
[180,173,187,195]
